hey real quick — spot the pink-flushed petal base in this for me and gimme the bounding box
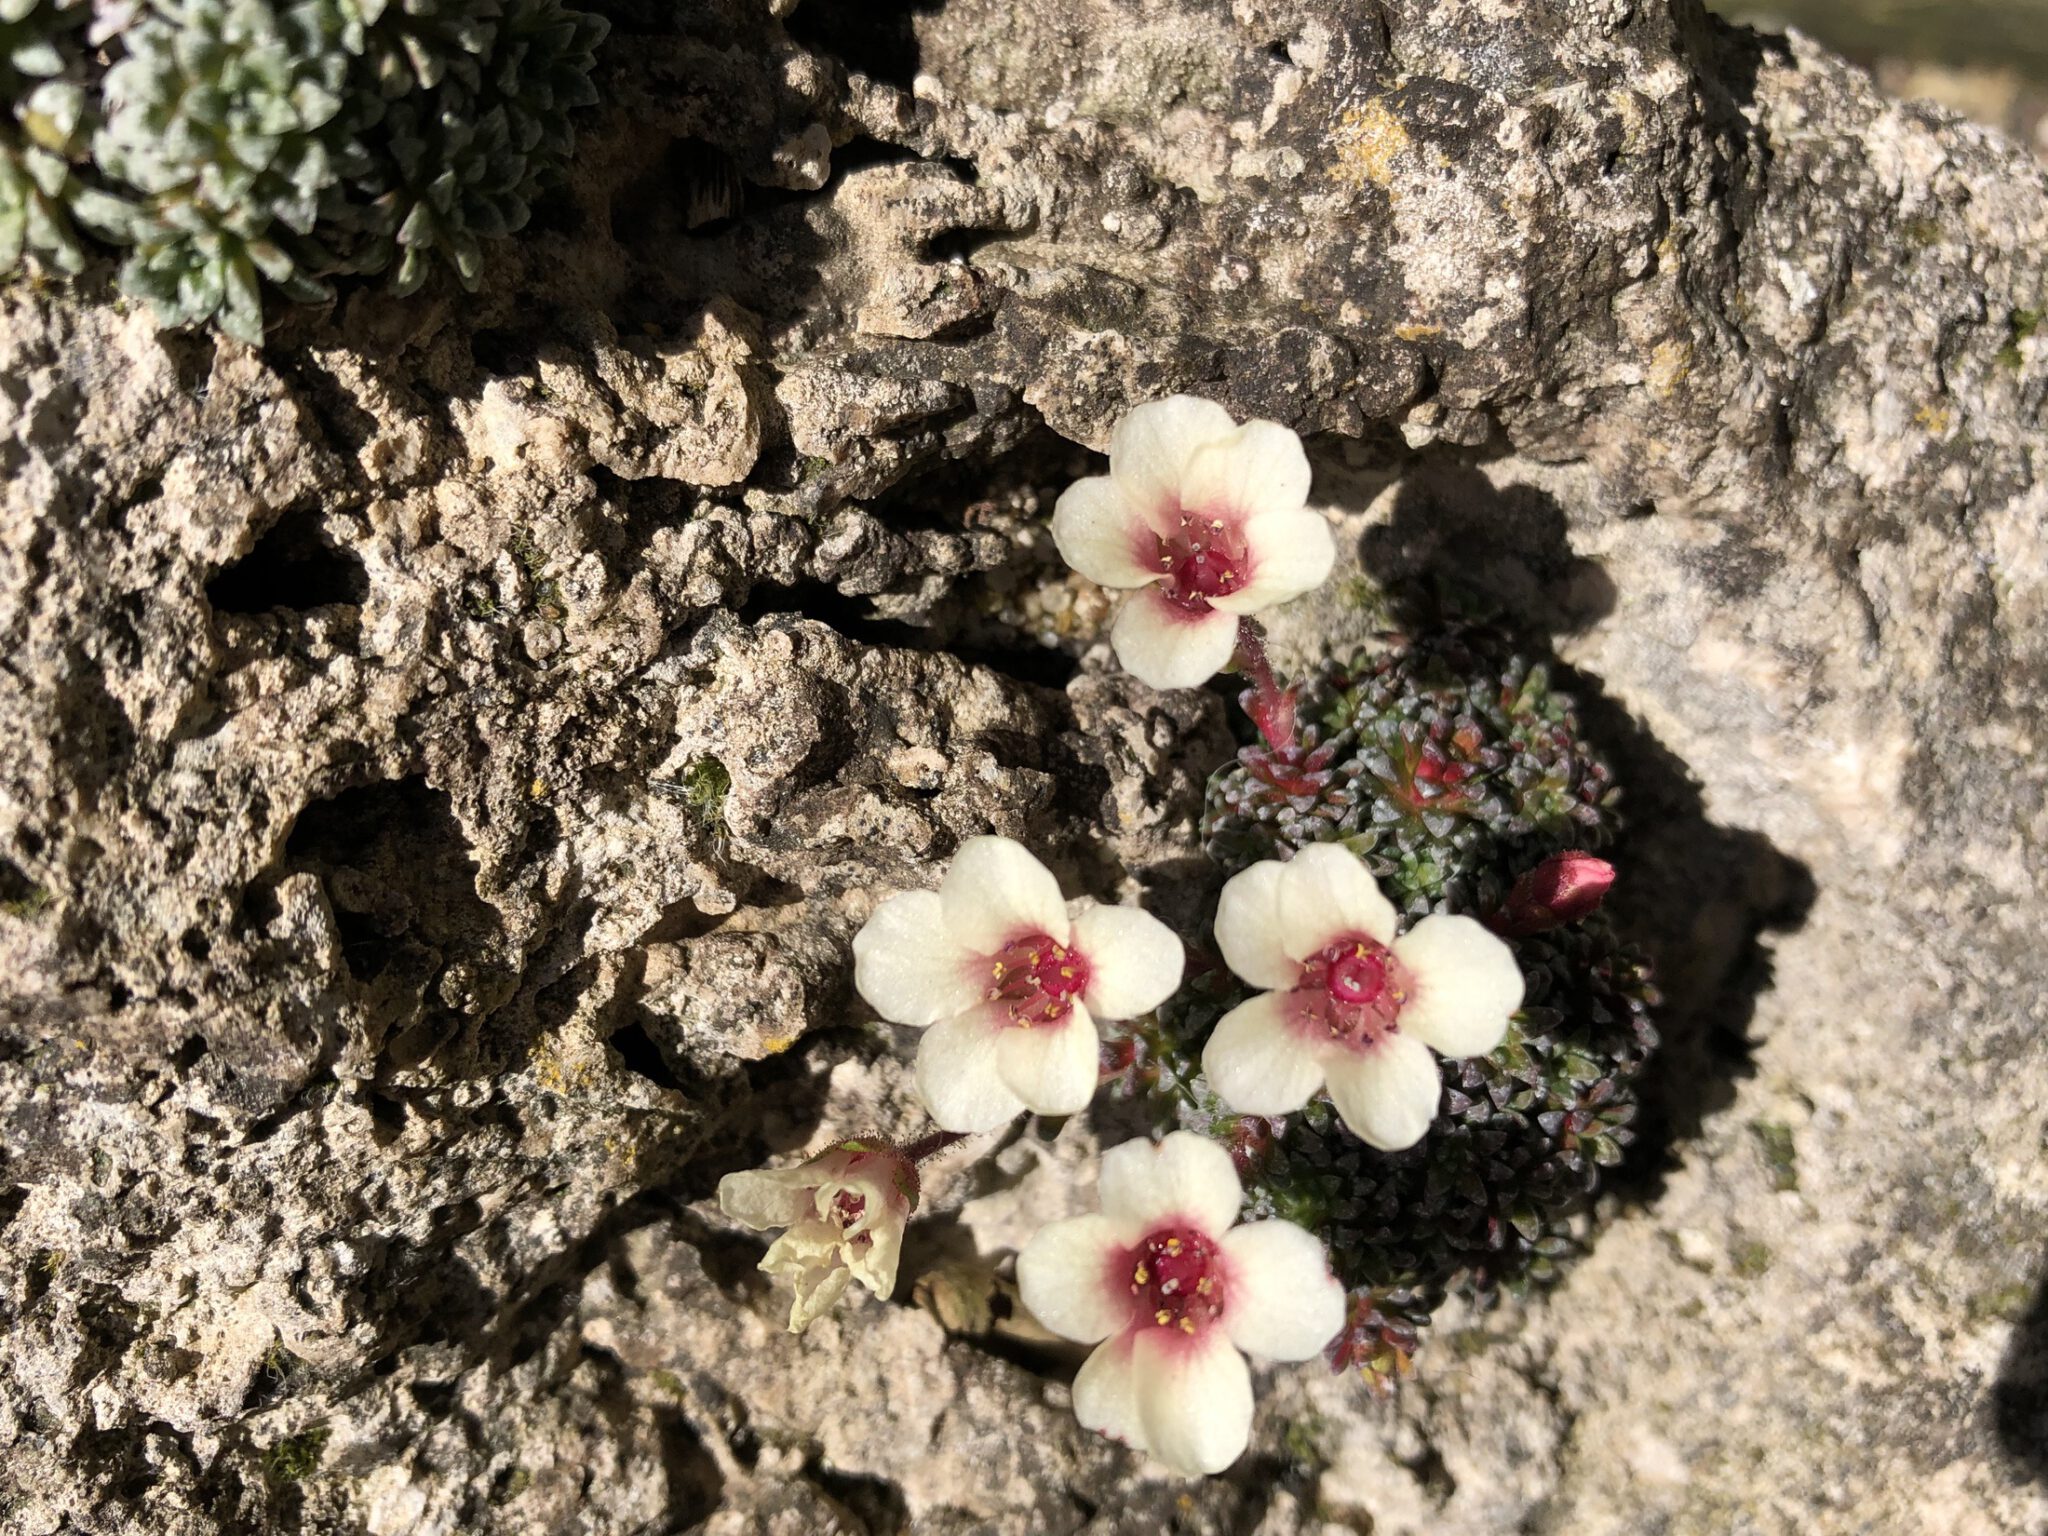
[1212,859,1297,991]
[914,1008,1025,1133]
[1207,508,1336,615]
[1131,1326,1255,1476]
[1110,587,1241,691]
[938,835,1072,955]
[1097,1131,1243,1243]
[1201,991,1327,1117]
[1394,912,1525,1058]
[1220,1219,1346,1362]
[994,1004,1102,1116]
[852,889,982,1027]
[1322,1031,1443,1151]
[1051,474,1163,589]
[1070,901,1185,1021]
[1276,843,1398,957]
[1016,1212,1132,1344]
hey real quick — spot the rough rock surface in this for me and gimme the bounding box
[2,1,2046,1532]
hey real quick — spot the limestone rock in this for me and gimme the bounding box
[3,2,2046,1533]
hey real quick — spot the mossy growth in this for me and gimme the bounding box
[262,1424,330,1483]
[652,755,731,845]
[1749,1119,1798,1191]
[1113,621,1659,1392]
[1996,307,2041,372]
[0,0,610,343]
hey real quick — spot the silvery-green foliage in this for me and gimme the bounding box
[0,0,607,342]
[91,0,356,341]
[0,0,94,273]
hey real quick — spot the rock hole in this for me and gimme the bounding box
[207,509,369,615]
[608,1020,684,1092]
[783,0,939,93]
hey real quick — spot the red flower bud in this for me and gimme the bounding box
[1496,851,1615,935]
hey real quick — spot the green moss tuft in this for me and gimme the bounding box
[1749,1119,1798,1191]
[262,1424,330,1483]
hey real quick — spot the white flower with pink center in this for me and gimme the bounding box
[718,1140,919,1333]
[1016,1131,1345,1476]
[1051,395,1336,690]
[853,836,1185,1133]
[1201,843,1525,1151]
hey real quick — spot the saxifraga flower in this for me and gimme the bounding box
[717,1139,919,1333]
[1201,842,1524,1150]
[854,835,1184,1133]
[1017,1131,1344,1476]
[1051,395,1334,691]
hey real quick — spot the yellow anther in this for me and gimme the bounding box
[1155,1309,1172,1326]
[1164,1237,1182,1255]
[1179,1317,1196,1334]
[1059,967,1074,979]
[1196,1276,1214,1295]
[992,961,1006,978]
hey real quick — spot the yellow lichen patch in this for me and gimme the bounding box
[1913,402,1954,435]
[1393,322,1442,342]
[1647,338,1692,400]
[759,1030,798,1056]
[1328,100,1409,191]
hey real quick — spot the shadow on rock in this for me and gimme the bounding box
[1994,1266,2048,1483]
[1346,456,1816,1206]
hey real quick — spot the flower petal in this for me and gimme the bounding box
[1213,859,1296,989]
[1071,902,1184,1020]
[1393,913,1525,1058]
[778,1254,854,1333]
[1052,475,1161,589]
[1277,842,1397,957]
[1220,1220,1346,1362]
[915,1008,1026,1133]
[1208,508,1336,616]
[939,835,1072,954]
[1201,992,1326,1116]
[852,889,983,1027]
[846,1216,904,1302]
[1073,1335,1148,1453]
[1322,1032,1443,1151]
[1017,1213,1132,1344]
[995,1005,1102,1117]
[1108,394,1238,522]
[1132,1327,1255,1476]
[1098,1130,1242,1241]
[1178,419,1313,524]
[716,1167,815,1230]
[1110,588,1240,691]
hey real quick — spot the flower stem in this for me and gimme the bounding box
[1234,619,1299,756]
[901,1129,970,1164]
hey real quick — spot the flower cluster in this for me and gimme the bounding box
[0,0,608,341]
[717,397,1654,1471]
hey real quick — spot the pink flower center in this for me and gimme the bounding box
[987,932,1091,1028]
[1127,1224,1226,1336]
[831,1189,873,1251]
[1153,512,1249,614]
[1294,934,1412,1049]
